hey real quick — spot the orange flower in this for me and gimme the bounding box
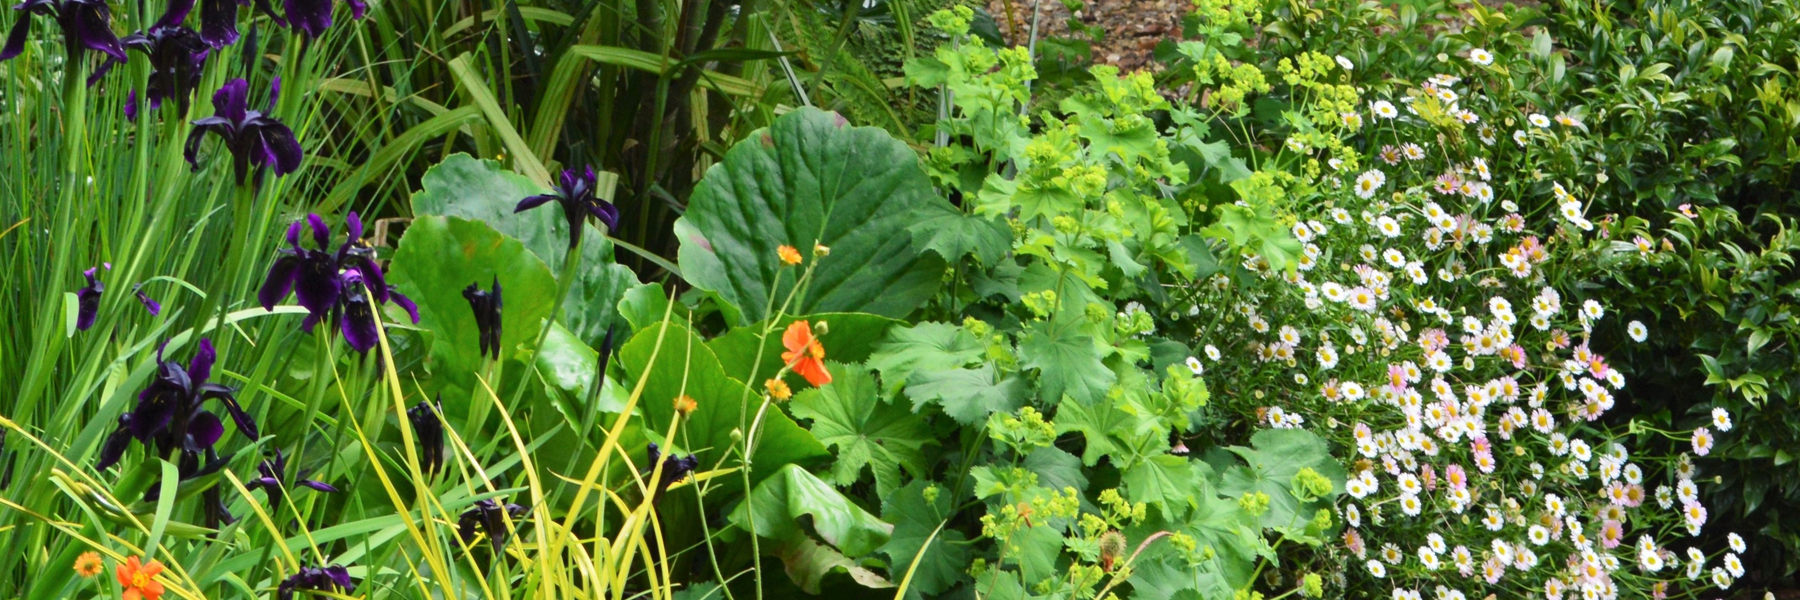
[73,551,102,578]
[765,378,792,401]
[673,394,697,416]
[777,245,802,266]
[781,320,831,387]
[115,556,165,600]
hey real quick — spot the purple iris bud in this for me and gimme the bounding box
[0,0,128,65]
[459,498,527,552]
[645,442,698,502]
[244,449,336,511]
[112,0,209,121]
[514,166,620,250]
[277,564,354,600]
[185,77,303,185]
[74,266,104,331]
[406,399,445,478]
[133,283,161,316]
[281,0,366,38]
[95,339,256,472]
[260,212,418,353]
[462,277,502,360]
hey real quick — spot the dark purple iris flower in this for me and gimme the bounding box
[259,212,419,353]
[197,0,277,47]
[646,442,697,502]
[244,449,336,511]
[133,283,161,316]
[459,498,527,552]
[185,77,303,185]
[407,399,445,478]
[277,564,354,600]
[515,166,620,250]
[74,265,104,331]
[0,0,127,66]
[105,0,210,120]
[96,338,257,471]
[280,0,366,39]
[462,277,501,360]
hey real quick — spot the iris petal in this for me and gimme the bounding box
[299,479,338,492]
[259,120,304,175]
[291,256,343,314]
[0,12,31,61]
[201,383,258,439]
[299,310,323,333]
[340,298,379,352]
[96,418,134,470]
[70,1,127,61]
[306,213,330,250]
[389,289,420,323]
[283,0,332,37]
[186,338,216,384]
[345,211,363,244]
[212,78,249,124]
[188,411,225,449]
[258,255,303,310]
[513,194,559,213]
[198,0,240,47]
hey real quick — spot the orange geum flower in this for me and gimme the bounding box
[777,245,802,266]
[73,551,102,578]
[116,556,165,600]
[781,320,831,387]
[673,394,698,416]
[765,378,792,401]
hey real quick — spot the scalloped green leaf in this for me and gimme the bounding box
[790,363,933,497]
[675,107,954,326]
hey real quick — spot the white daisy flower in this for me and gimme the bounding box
[1469,48,1493,65]
[1356,169,1387,199]
[1372,100,1399,119]
[1377,216,1402,238]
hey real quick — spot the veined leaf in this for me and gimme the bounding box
[675,107,954,326]
[790,363,933,497]
[729,463,894,558]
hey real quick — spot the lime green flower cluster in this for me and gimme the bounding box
[989,406,1058,454]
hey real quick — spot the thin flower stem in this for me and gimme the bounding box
[735,256,819,600]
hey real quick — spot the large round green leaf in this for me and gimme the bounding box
[676,107,955,326]
[411,153,639,349]
[387,216,559,415]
